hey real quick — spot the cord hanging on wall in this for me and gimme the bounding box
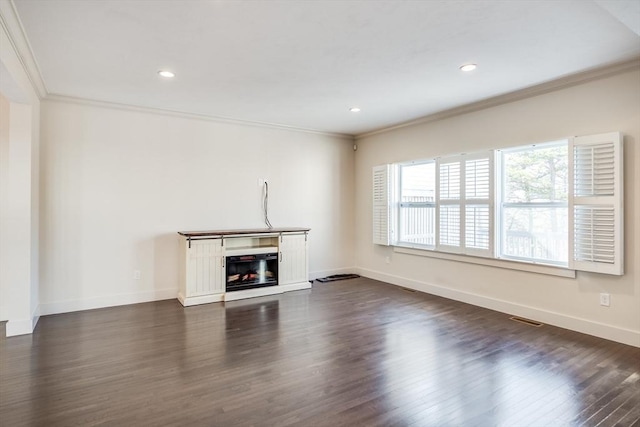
[263,181,273,229]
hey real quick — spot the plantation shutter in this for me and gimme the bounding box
[373,165,391,245]
[464,153,493,257]
[437,152,493,255]
[569,132,623,275]
[437,156,463,253]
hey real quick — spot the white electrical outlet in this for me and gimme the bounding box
[257,178,267,187]
[599,293,610,307]
[134,270,141,280]
[385,256,390,264]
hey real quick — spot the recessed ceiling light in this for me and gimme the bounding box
[349,107,361,113]
[460,63,477,72]
[158,70,175,78]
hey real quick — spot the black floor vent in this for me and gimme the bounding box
[510,316,544,327]
[400,287,417,293]
[315,274,360,283]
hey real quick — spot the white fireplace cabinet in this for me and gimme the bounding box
[177,227,310,306]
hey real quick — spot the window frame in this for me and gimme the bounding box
[374,132,623,276]
[396,160,436,248]
[496,140,569,267]
[436,151,494,257]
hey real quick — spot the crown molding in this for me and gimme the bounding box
[356,57,640,140]
[43,94,355,140]
[0,0,47,98]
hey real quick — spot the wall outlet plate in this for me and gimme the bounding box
[599,293,610,307]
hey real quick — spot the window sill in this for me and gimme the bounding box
[393,245,576,278]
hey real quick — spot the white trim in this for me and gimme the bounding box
[394,245,576,278]
[357,267,639,348]
[6,317,33,336]
[279,281,313,292]
[224,287,282,302]
[5,304,38,336]
[43,95,354,140]
[31,303,39,331]
[39,288,178,315]
[0,0,47,98]
[178,292,224,307]
[223,281,311,302]
[355,58,640,139]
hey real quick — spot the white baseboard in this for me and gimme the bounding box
[39,288,179,316]
[178,291,224,307]
[357,267,640,348]
[280,281,313,292]
[224,282,312,302]
[5,305,40,337]
[224,286,284,302]
[6,318,33,336]
[310,266,357,281]
[32,304,40,331]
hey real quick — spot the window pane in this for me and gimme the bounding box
[503,207,568,263]
[504,145,568,203]
[401,163,435,203]
[399,206,435,245]
[399,162,435,245]
[440,205,460,247]
[466,205,490,249]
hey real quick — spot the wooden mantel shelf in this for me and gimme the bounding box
[177,227,310,238]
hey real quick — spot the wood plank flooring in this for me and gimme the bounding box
[1,277,639,426]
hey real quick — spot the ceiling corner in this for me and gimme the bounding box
[0,0,48,99]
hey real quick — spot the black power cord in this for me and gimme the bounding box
[263,181,273,229]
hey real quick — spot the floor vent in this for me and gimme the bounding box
[400,287,417,293]
[509,316,544,327]
[315,274,360,283]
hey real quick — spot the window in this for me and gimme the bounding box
[372,132,623,275]
[398,162,435,246]
[437,152,493,256]
[498,142,568,265]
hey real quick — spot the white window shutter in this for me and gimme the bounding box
[437,157,463,253]
[373,165,391,245]
[569,132,623,275]
[464,154,493,257]
[437,152,493,256]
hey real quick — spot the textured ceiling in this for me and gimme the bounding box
[11,0,640,136]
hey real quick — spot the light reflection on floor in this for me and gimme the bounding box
[381,316,578,425]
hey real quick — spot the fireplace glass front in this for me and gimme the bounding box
[226,253,278,292]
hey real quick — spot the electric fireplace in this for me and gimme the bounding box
[226,252,278,292]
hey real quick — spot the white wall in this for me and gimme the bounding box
[1,12,41,335]
[39,99,355,314]
[354,68,640,347]
[0,93,9,321]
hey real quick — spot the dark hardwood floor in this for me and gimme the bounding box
[1,277,639,426]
